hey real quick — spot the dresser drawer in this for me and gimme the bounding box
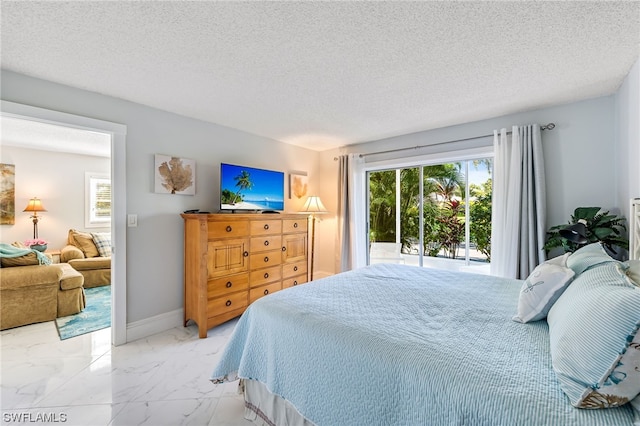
[249,282,281,304]
[250,220,282,236]
[250,265,282,287]
[250,249,282,269]
[208,220,249,238]
[282,260,307,278]
[283,218,307,234]
[282,275,307,289]
[250,235,282,253]
[208,273,249,299]
[208,290,248,316]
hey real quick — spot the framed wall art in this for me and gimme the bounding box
[154,155,196,195]
[289,171,308,199]
[0,163,16,225]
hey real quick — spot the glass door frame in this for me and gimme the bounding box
[364,147,493,268]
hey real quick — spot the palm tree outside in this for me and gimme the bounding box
[368,159,492,266]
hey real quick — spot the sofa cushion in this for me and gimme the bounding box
[60,244,85,263]
[68,257,111,271]
[58,263,84,291]
[0,264,63,290]
[68,229,99,258]
[1,252,39,267]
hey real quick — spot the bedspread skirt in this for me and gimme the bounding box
[212,264,635,426]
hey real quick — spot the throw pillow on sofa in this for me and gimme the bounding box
[68,229,99,258]
[91,232,111,257]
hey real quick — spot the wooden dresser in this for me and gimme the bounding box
[181,213,308,338]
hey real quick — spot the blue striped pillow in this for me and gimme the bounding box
[566,242,616,275]
[547,262,640,408]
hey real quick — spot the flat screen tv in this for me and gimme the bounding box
[220,163,285,212]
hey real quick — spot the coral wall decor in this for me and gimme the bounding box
[154,155,195,195]
[289,172,308,199]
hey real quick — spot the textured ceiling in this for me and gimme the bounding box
[1,116,111,157]
[1,1,639,151]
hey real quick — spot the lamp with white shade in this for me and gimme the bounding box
[298,196,327,281]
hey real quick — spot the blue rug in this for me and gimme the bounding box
[56,286,111,340]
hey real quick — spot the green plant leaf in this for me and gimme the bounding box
[545,206,629,256]
[593,227,615,239]
[573,207,601,221]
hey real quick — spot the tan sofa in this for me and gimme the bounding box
[61,229,111,288]
[0,262,85,330]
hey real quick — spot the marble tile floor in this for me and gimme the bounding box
[1,319,253,426]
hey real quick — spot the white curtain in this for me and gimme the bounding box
[337,153,367,272]
[490,124,546,279]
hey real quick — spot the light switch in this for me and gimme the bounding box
[127,214,138,227]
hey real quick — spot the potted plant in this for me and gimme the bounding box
[544,207,628,259]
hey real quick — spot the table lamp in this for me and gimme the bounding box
[23,197,47,239]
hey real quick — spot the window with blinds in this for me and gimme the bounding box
[85,172,111,228]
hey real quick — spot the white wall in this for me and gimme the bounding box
[1,70,320,325]
[317,95,619,276]
[615,58,640,218]
[0,146,110,245]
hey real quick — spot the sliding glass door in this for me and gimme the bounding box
[367,158,492,272]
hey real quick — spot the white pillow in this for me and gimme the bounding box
[513,255,575,323]
[546,252,570,267]
[626,260,640,287]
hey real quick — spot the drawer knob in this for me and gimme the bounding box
[225,300,232,307]
[282,246,286,252]
[226,281,232,288]
[293,281,298,286]
[293,266,298,272]
[264,289,269,295]
[226,225,232,232]
[264,273,269,279]
[293,222,298,228]
[243,251,249,257]
[264,240,269,246]
[264,224,269,230]
[264,256,269,263]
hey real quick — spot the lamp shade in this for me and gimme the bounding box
[299,196,327,214]
[559,219,588,244]
[23,197,47,213]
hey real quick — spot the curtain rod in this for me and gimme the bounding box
[333,123,555,160]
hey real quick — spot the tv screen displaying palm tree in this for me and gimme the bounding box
[220,163,285,211]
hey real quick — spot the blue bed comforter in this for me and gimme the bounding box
[211,264,635,425]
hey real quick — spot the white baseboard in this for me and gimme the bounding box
[124,272,335,342]
[126,308,184,343]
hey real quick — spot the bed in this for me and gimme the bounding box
[211,249,640,425]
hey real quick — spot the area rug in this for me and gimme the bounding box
[56,286,111,340]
